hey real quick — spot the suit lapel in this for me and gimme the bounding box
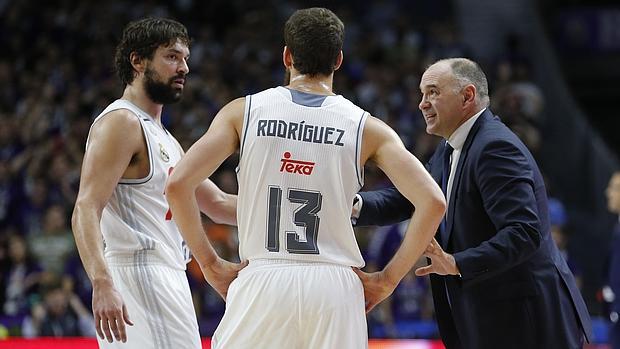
[442,110,492,249]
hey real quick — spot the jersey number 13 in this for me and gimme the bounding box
[265,185,322,254]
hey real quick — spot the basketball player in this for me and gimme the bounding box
[71,18,239,348]
[166,8,446,348]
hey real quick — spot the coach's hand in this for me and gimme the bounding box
[92,278,133,343]
[415,238,460,276]
[352,268,397,313]
[201,257,248,300]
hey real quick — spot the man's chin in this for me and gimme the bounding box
[171,91,183,102]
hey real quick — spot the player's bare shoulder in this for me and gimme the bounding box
[210,97,246,137]
[360,115,402,164]
[90,109,143,145]
[221,96,246,122]
[224,96,246,110]
[86,108,148,171]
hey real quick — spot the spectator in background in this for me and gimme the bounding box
[18,177,52,236]
[0,160,23,231]
[44,153,79,207]
[605,171,620,349]
[0,117,24,163]
[28,205,75,275]
[0,234,43,335]
[490,34,544,157]
[549,197,582,289]
[61,252,92,311]
[21,280,94,338]
[425,22,471,65]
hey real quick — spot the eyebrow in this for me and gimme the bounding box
[420,83,439,90]
[166,48,189,57]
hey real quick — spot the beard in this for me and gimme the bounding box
[143,66,184,104]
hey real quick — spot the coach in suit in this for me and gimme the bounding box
[355,58,591,349]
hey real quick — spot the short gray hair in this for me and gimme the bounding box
[437,58,490,107]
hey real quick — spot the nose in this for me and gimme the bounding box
[179,58,189,75]
[419,96,429,111]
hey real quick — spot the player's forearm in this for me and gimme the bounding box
[197,187,237,226]
[212,193,237,225]
[383,195,445,284]
[71,201,112,283]
[167,185,220,267]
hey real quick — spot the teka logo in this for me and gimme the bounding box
[280,152,315,175]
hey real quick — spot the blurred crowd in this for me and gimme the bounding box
[0,0,611,342]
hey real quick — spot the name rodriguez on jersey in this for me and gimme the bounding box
[256,119,345,146]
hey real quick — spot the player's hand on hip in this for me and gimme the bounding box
[201,258,248,301]
[352,268,397,313]
[92,278,133,343]
[415,238,460,276]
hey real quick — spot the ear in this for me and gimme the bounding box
[283,46,293,70]
[130,52,146,75]
[462,84,476,107]
[334,50,343,71]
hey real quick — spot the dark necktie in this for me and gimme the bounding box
[440,142,453,244]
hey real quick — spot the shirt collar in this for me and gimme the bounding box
[447,108,486,150]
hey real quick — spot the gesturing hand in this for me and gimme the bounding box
[201,258,249,300]
[352,268,397,313]
[415,238,460,276]
[92,279,133,343]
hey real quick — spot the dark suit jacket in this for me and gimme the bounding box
[358,109,592,349]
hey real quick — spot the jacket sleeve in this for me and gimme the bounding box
[356,187,414,227]
[453,139,542,286]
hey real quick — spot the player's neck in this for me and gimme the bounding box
[121,84,163,122]
[287,73,334,96]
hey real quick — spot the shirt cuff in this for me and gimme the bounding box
[351,194,363,224]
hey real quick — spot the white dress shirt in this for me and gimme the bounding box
[445,108,486,208]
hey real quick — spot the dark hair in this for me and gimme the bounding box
[284,8,344,76]
[114,18,190,86]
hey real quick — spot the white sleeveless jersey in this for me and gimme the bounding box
[236,87,367,267]
[87,99,188,270]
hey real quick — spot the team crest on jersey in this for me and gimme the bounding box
[280,151,315,175]
[159,143,170,162]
